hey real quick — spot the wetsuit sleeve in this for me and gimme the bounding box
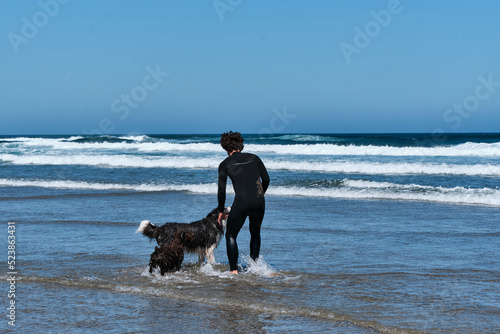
[258,157,270,194]
[217,161,227,212]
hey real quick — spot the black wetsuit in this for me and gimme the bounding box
[218,152,270,271]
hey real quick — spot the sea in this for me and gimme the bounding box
[1,133,499,333]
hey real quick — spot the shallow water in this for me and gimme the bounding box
[2,191,499,333]
[1,133,499,333]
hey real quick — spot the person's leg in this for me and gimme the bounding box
[225,205,247,273]
[249,203,265,262]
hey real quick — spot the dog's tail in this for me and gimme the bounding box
[136,220,158,239]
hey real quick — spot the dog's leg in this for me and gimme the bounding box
[198,251,205,264]
[206,245,216,264]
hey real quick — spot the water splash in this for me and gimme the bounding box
[240,255,278,277]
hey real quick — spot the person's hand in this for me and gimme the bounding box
[218,212,228,225]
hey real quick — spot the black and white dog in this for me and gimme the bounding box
[137,207,230,264]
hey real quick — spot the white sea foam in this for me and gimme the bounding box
[240,256,278,277]
[199,263,234,278]
[0,178,218,193]
[65,136,85,141]
[1,137,222,152]
[2,136,500,156]
[268,160,500,176]
[247,141,500,157]
[0,154,221,169]
[200,259,277,277]
[2,178,499,206]
[117,135,150,142]
[273,134,340,142]
[2,153,499,176]
[268,182,500,206]
[140,266,201,284]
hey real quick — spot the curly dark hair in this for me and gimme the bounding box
[220,131,244,152]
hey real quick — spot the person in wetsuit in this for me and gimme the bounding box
[217,132,270,274]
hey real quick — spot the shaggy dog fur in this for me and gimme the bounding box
[137,207,230,264]
[148,230,194,275]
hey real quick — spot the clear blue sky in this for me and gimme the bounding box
[1,0,499,135]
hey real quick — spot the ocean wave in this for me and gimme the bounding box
[270,160,500,176]
[2,137,500,156]
[0,138,222,152]
[117,135,151,142]
[270,134,343,143]
[270,182,500,206]
[66,134,152,143]
[0,135,152,147]
[66,136,135,144]
[246,142,500,157]
[0,178,217,193]
[2,154,500,176]
[2,178,499,206]
[0,154,221,169]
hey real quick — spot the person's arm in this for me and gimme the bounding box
[258,157,270,194]
[217,161,227,213]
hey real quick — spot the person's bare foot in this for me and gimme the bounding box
[230,270,238,275]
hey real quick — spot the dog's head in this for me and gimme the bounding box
[207,208,220,219]
[220,207,230,228]
[207,207,231,228]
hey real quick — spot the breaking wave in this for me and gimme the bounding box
[1,154,499,176]
[2,136,500,156]
[2,178,499,206]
